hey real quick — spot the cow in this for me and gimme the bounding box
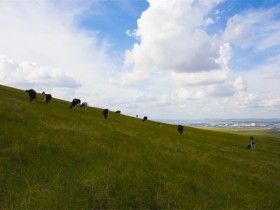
[80,102,88,109]
[103,109,109,119]
[247,136,256,150]
[143,116,148,122]
[178,125,184,135]
[70,98,81,109]
[42,92,52,104]
[115,110,121,114]
[25,89,36,102]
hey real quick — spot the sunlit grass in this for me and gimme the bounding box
[0,84,280,209]
[199,126,280,137]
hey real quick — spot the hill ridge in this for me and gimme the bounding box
[0,84,280,209]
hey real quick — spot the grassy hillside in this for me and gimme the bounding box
[198,126,280,137]
[0,84,280,209]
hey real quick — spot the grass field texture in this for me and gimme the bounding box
[199,126,280,137]
[0,84,279,209]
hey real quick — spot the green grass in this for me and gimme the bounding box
[199,126,280,138]
[0,84,280,209]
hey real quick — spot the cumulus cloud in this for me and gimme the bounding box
[121,0,246,103]
[169,42,237,98]
[0,0,117,103]
[207,78,246,97]
[171,69,228,86]
[125,0,222,73]
[174,75,246,100]
[0,1,112,86]
[0,56,81,88]
[109,70,150,86]
[176,88,207,100]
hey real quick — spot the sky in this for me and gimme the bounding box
[0,0,280,120]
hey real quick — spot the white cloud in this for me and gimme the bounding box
[121,0,247,103]
[175,88,207,100]
[171,69,228,86]
[125,0,222,73]
[233,77,247,92]
[263,97,280,108]
[109,70,150,86]
[173,75,246,99]
[0,0,116,102]
[204,17,215,26]
[215,43,232,68]
[126,29,137,37]
[0,56,81,88]
[223,7,280,51]
[176,88,192,99]
[207,83,235,97]
[234,94,280,110]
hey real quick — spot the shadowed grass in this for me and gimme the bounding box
[0,84,280,209]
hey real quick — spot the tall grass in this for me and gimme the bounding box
[0,84,280,209]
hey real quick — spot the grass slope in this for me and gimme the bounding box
[0,84,280,209]
[199,126,280,137]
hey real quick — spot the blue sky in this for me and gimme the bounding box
[75,0,149,51]
[0,0,280,120]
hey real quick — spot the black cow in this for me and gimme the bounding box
[115,110,121,114]
[143,116,148,122]
[70,98,81,109]
[42,92,52,104]
[178,125,184,135]
[25,89,36,102]
[103,109,109,119]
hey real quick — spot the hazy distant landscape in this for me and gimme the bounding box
[160,119,280,138]
[161,118,280,130]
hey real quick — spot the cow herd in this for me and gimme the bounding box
[24,89,259,149]
[24,89,258,147]
[25,88,185,136]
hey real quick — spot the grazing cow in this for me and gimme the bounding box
[103,109,109,119]
[70,98,81,109]
[178,125,184,135]
[247,136,255,150]
[42,92,52,104]
[115,110,121,114]
[25,89,36,102]
[143,116,148,122]
[80,102,88,109]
